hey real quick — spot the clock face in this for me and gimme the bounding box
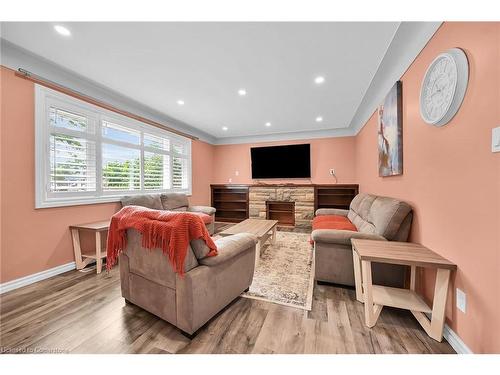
[419,48,469,127]
[421,55,457,123]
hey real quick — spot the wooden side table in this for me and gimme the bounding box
[351,239,457,342]
[70,221,110,274]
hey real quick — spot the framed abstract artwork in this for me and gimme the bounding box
[378,81,403,177]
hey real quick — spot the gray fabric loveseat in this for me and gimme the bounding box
[311,193,413,287]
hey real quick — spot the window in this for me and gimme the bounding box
[35,85,192,208]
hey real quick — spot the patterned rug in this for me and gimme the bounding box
[242,231,314,310]
[240,231,315,310]
[213,223,314,310]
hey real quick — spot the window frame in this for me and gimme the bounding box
[35,85,192,209]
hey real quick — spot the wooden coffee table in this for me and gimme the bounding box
[219,219,278,267]
[351,239,457,342]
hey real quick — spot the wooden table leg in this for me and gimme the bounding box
[271,225,277,245]
[352,250,363,302]
[361,260,382,328]
[95,231,102,274]
[429,268,451,341]
[410,265,417,291]
[71,228,85,270]
[254,241,261,268]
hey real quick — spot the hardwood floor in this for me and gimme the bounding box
[0,267,455,354]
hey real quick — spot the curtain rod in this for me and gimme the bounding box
[15,68,199,141]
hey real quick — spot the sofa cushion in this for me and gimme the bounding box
[348,193,377,234]
[348,194,376,225]
[121,194,163,210]
[369,196,412,240]
[347,193,412,240]
[310,215,357,244]
[311,229,387,246]
[312,215,357,231]
[200,233,258,266]
[161,193,189,210]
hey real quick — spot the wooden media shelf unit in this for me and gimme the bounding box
[211,184,250,223]
[314,184,359,211]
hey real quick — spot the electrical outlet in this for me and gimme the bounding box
[456,288,467,313]
[329,168,336,176]
[235,170,239,176]
[492,127,500,152]
[228,177,232,183]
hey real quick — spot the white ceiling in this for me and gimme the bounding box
[1,22,402,136]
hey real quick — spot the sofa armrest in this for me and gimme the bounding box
[199,233,257,266]
[315,208,349,217]
[311,229,387,246]
[188,205,216,215]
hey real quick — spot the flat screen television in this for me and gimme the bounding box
[251,144,311,179]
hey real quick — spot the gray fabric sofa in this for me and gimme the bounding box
[121,192,216,234]
[311,193,413,287]
[120,229,257,336]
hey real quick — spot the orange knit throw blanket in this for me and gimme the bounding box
[106,206,217,275]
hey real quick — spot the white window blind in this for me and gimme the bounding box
[35,85,192,208]
[49,133,96,193]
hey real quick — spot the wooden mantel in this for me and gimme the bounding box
[211,183,358,187]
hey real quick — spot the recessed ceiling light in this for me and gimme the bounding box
[238,89,247,96]
[222,126,228,131]
[314,76,325,84]
[265,122,272,127]
[54,25,71,37]
[315,116,323,123]
[176,100,185,106]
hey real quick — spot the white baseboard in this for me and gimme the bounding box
[0,262,76,294]
[442,323,473,354]
[424,312,473,354]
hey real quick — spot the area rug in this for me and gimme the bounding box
[240,231,315,311]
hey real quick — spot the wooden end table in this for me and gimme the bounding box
[70,221,110,274]
[219,218,278,267]
[351,239,457,342]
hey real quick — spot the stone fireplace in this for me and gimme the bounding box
[249,186,314,228]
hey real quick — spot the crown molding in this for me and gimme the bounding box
[349,22,442,135]
[0,38,217,144]
[213,127,355,145]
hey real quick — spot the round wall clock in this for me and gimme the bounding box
[419,48,469,127]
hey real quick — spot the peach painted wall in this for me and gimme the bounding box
[0,66,214,283]
[354,22,500,353]
[213,137,357,184]
[190,139,215,205]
